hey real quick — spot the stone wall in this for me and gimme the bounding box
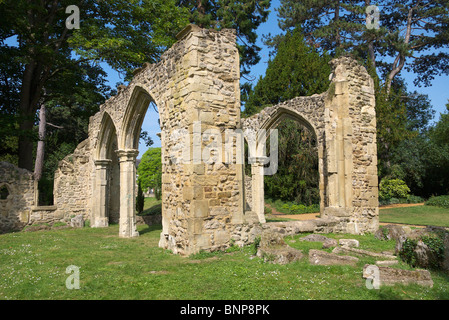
[53,139,92,222]
[241,55,378,235]
[47,24,254,254]
[0,162,35,233]
[323,56,378,234]
[0,162,74,233]
[0,26,378,252]
[157,25,246,255]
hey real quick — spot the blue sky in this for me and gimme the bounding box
[104,0,449,156]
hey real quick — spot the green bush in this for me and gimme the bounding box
[265,198,320,214]
[379,194,424,206]
[379,178,410,201]
[389,197,400,204]
[406,195,425,204]
[399,235,446,270]
[281,203,319,214]
[425,195,449,208]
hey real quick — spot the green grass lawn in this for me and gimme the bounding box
[140,197,162,216]
[1,223,449,300]
[379,205,449,227]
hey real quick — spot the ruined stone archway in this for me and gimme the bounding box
[242,57,379,234]
[47,25,378,255]
[243,104,322,222]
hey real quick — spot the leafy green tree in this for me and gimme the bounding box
[389,102,449,197]
[274,0,449,96]
[425,102,449,195]
[264,119,320,205]
[0,0,190,170]
[243,28,331,116]
[137,148,162,200]
[243,28,331,204]
[379,178,410,201]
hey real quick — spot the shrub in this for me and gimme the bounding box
[379,178,410,201]
[425,195,449,208]
[264,206,272,214]
[406,195,425,204]
[389,197,400,204]
[399,235,445,270]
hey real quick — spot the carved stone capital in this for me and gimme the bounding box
[115,149,139,162]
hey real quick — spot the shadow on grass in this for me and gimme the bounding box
[138,223,162,235]
[140,203,162,216]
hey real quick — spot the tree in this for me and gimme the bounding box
[379,0,449,95]
[243,28,331,204]
[0,0,190,170]
[426,102,449,195]
[243,28,331,116]
[388,102,449,197]
[274,0,449,97]
[136,181,145,214]
[264,119,320,205]
[137,148,162,200]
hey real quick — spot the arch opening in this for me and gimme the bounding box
[245,106,323,223]
[264,118,320,217]
[93,112,120,226]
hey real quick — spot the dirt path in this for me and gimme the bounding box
[378,203,424,209]
[266,202,426,222]
[265,203,320,221]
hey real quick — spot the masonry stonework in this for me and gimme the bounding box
[0,25,378,253]
[242,56,378,234]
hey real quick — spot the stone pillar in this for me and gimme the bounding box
[116,149,139,238]
[92,159,112,227]
[323,79,352,218]
[250,156,267,223]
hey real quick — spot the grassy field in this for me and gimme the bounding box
[1,222,449,300]
[141,197,162,216]
[379,205,449,227]
[1,198,449,300]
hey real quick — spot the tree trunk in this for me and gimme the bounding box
[385,5,414,97]
[34,103,46,181]
[17,54,48,170]
[334,1,341,50]
[365,0,376,70]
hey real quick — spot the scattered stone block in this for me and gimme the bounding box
[339,239,359,248]
[257,247,304,265]
[322,238,338,249]
[300,234,331,242]
[70,214,84,228]
[309,249,359,266]
[375,225,409,241]
[375,260,398,266]
[332,246,396,260]
[362,264,433,287]
[256,230,304,264]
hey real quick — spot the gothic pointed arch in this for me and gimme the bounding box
[119,86,155,151]
[95,111,118,161]
[260,106,318,140]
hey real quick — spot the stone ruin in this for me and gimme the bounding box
[0,25,379,255]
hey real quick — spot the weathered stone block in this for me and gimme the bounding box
[339,239,359,248]
[362,264,433,287]
[191,200,209,218]
[309,249,359,266]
